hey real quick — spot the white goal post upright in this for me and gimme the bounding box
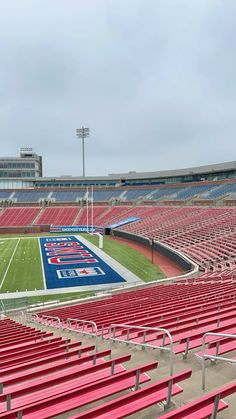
[90,185,102,246]
[96,233,103,249]
[91,184,94,235]
[86,185,94,235]
[86,186,89,233]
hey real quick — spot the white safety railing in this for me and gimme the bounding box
[29,314,98,351]
[41,315,61,328]
[66,318,98,351]
[108,323,174,407]
[26,313,70,352]
[30,313,61,328]
[29,313,39,323]
[202,332,236,390]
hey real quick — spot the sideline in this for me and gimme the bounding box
[38,238,46,290]
[76,234,143,286]
[108,236,183,277]
[0,238,20,290]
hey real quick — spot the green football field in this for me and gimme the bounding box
[0,237,43,293]
[83,234,165,282]
[0,234,165,295]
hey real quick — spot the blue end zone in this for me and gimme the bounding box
[39,236,126,289]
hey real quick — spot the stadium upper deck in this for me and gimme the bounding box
[0,178,236,204]
[0,161,235,205]
[0,160,235,189]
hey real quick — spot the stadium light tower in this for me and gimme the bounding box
[76,126,90,177]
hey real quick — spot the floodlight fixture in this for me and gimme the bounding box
[76,126,90,177]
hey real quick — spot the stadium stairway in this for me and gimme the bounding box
[31,206,44,225]
[72,207,83,225]
[0,316,191,418]
[7,313,236,418]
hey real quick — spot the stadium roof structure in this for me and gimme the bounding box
[34,160,236,183]
[22,160,235,181]
[0,161,235,189]
[34,161,236,183]
[109,161,236,180]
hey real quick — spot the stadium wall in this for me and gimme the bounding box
[111,229,194,273]
[0,225,50,234]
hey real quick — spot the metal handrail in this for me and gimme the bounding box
[66,318,98,351]
[202,332,236,390]
[108,323,173,407]
[30,313,40,323]
[29,314,98,350]
[41,315,61,328]
[30,313,61,327]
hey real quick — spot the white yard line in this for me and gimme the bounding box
[38,238,47,290]
[0,238,20,290]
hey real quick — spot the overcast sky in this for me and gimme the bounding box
[0,0,236,177]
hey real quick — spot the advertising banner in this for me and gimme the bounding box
[50,226,103,233]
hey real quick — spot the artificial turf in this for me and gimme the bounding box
[0,232,165,301]
[0,238,43,292]
[82,233,165,282]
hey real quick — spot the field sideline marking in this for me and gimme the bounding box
[38,238,47,290]
[0,238,20,290]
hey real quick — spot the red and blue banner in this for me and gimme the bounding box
[50,226,103,233]
[39,236,126,289]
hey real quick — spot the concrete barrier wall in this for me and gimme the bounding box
[0,225,49,234]
[112,229,193,272]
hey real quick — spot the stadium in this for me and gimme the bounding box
[0,158,236,418]
[1,1,236,417]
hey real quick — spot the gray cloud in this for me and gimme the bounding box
[0,0,236,176]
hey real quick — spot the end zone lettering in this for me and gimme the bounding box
[57,267,105,279]
[48,256,97,265]
[45,241,80,247]
[45,237,71,242]
[39,235,126,289]
[46,249,89,256]
[44,241,98,265]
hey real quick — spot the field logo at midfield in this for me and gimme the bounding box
[39,236,126,289]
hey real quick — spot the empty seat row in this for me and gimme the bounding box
[0,318,194,418]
